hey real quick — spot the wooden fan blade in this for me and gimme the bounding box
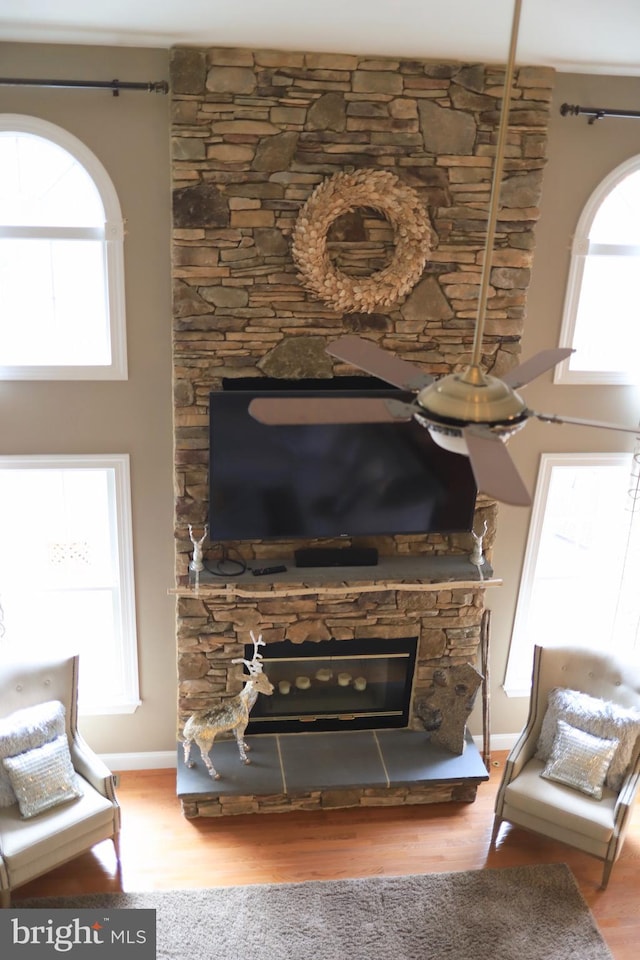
[248,396,414,425]
[326,336,434,391]
[501,348,574,389]
[462,424,532,506]
[533,411,640,434]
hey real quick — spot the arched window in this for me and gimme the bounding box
[556,155,640,385]
[0,114,127,379]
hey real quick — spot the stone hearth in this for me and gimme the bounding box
[177,729,489,818]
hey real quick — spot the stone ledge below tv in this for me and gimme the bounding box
[170,554,501,598]
[177,728,490,818]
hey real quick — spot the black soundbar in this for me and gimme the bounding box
[294,547,379,568]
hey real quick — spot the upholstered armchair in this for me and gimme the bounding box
[0,653,120,907]
[492,644,640,889]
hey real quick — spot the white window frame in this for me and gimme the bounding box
[0,454,140,715]
[504,451,638,697]
[555,154,640,386]
[0,114,127,380]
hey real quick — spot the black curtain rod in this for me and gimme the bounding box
[0,77,169,96]
[560,102,640,124]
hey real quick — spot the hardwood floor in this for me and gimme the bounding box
[12,753,640,959]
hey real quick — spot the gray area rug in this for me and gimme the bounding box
[18,863,612,960]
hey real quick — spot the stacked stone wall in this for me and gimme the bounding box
[177,582,485,727]
[170,47,554,785]
[171,47,553,572]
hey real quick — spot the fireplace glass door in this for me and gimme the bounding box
[245,636,417,733]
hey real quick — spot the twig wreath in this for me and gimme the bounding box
[292,168,433,313]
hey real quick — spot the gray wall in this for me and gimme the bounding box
[486,72,640,739]
[0,43,176,755]
[2,43,639,755]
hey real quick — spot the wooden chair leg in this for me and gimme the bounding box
[490,816,502,847]
[600,858,614,890]
[1,888,10,909]
[113,833,122,866]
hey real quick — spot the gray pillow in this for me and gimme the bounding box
[2,734,82,819]
[536,687,640,792]
[0,700,66,807]
[541,719,619,800]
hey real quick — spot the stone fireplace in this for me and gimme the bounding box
[170,45,554,816]
[173,560,499,815]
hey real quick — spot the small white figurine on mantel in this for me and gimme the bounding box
[470,520,488,567]
[188,524,208,573]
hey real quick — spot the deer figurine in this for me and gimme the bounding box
[470,520,488,567]
[182,632,274,780]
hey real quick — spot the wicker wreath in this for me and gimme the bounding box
[291,168,433,313]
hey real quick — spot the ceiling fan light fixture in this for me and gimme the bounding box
[415,369,529,425]
[425,426,470,456]
[421,415,528,459]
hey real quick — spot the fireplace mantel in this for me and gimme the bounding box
[170,554,502,599]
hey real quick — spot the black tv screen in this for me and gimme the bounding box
[208,379,477,542]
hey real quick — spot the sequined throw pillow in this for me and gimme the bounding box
[0,700,66,807]
[2,735,83,819]
[535,687,640,792]
[541,719,619,800]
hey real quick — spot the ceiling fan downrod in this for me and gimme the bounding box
[466,0,523,380]
[414,0,528,432]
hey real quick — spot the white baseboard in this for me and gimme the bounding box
[473,732,519,753]
[102,734,519,773]
[100,750,177,771]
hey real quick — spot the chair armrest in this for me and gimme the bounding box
[504,724,538,781]
[601,762,640,868]
[69,734,118,801]
[614,763,640,822]
[493,724,539,817]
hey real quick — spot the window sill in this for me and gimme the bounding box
[79,698,142,717]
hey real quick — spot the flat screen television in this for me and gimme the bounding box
[208,377,477,542]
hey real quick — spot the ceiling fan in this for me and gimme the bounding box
[249,0,639,507]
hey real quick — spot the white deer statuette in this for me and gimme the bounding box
[188,523,208,573]
[470,520,488,567]
[182,632,274,780]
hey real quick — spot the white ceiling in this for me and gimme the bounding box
[2,0,640,76]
